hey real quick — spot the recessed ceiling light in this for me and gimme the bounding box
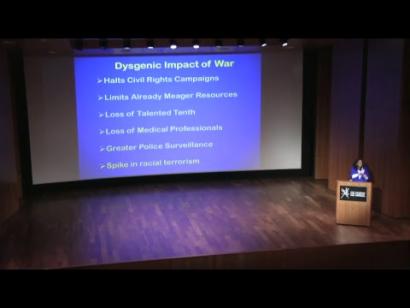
[147,40,155,49]
[280,38,288,47]
[169,39,178,49]
[123,38,131,50]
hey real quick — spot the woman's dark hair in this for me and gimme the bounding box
[352,158,365,169]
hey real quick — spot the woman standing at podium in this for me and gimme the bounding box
[350,159,371,182]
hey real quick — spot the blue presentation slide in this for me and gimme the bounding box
[74,53,261,179]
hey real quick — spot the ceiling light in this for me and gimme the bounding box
[147,40,155,49]
[123,38,131,50]
[170,39,177,49]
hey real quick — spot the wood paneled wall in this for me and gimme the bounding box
[0,46,22,225]
[314,48,332,179]
[327,39,364,191]
[399,40,410,217]
[315,39,410,217]
[363,39,410,217]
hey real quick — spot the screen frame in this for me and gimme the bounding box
[15,47,316,196]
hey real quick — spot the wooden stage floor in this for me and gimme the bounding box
[1,177,410,269]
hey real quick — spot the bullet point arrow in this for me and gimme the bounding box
[98,95,103,100]
[99,113,104,117]
[99,129,104,134]
[100,147,105,152]
[100,164,105,169]
[97,78,102,83]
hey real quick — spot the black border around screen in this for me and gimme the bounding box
[14,48,316,197]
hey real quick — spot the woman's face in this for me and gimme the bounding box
[357,160,363,168]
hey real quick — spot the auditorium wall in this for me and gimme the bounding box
[327,39,364,191]
[0,45,22,225]
[315,39,410,218]
[314,47,332,179]
[363,39,410,217]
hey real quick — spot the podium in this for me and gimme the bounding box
[336,180,372,226]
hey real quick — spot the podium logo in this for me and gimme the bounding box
[341,187,350,199]
[340,186,367,202]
